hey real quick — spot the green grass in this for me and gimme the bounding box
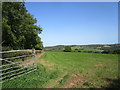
[71,46,83,50]
[2,64,59,88]
[2,52,119,88]
[71,46,103,52]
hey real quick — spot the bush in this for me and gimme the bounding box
[102,49,120,54]
[2,46,13,51]
[64,46,72,52]
[113,49,120,54]
[75,49,78,50]
[78,50,81,52]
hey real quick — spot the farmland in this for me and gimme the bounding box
[2,52,119,88]
[2,2,119,89]
[44,44,120,54]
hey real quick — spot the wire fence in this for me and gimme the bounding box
[0,49,37,82]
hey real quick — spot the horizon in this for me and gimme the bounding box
[45,43,119,47]
[25,2,118,47]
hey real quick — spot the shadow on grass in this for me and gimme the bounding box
[102,78,120,88]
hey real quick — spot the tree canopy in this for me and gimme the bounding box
[2,2,43,50]
[64,46,72,52]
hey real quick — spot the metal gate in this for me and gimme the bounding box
[0,49,37,82]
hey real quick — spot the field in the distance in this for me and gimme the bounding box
[2,52,119,88]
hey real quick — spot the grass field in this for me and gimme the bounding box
[2,52,119,88]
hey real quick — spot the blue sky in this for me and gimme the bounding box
[25,2,118,47]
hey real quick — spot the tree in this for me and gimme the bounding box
[64,46,72,52]
[2,2,43,50]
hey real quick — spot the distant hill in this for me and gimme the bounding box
[44,44,120,52]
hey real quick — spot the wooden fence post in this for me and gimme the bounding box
[33,49,37,69]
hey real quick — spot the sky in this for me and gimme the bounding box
[25,2,118,47]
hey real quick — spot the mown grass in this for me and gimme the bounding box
[40,52,119,88]
[2,52,119,88]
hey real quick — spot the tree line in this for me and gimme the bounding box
[2,2,43,50]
